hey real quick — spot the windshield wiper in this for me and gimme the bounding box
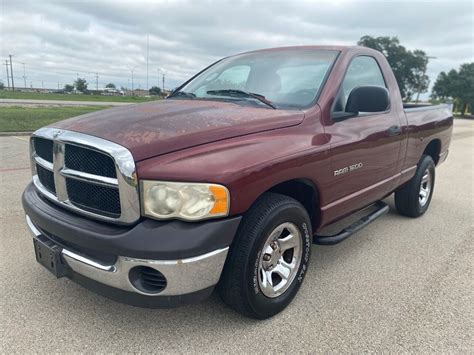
[168,91,196,99]
[206,89,276,109]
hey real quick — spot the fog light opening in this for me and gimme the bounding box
[129,266,167,294]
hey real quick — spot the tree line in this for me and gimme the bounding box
[61,78,162,96]
[358,35,473,116]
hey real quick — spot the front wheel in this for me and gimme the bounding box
[218,193,312,319]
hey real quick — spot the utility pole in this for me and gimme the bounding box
[146,35,149,90]
[9,54,14,91]
[4,61,10,90]
[162,73,165,93]
[21,63,27,88]
[95,73,99,93]
[129,67,136,95]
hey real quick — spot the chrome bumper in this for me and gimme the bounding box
[26,215,229,296]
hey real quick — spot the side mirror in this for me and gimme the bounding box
[345,86,390,114]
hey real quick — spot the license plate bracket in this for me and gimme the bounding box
[33,236,68,278]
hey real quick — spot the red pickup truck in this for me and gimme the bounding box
[23,46,452,319]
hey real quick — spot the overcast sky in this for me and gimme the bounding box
[1,0,473,97]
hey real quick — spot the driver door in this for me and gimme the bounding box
[323,55,403,218]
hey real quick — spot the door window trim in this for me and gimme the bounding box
[330,55,391,120]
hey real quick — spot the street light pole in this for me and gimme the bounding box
[4,61,10,90]
[21,63,27,89]
[129,66,136,95]
[146,35,149,90]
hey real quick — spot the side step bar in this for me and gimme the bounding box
[313,201,389,245]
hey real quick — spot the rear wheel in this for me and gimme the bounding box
[218,193,312,319]
[395,155,436,217]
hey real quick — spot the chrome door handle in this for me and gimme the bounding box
[387,125,402,136]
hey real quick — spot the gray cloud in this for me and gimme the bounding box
[1,0,473,97]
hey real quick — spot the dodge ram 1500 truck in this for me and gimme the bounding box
[23,46,452,319]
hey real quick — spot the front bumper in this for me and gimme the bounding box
[22,183,241,307]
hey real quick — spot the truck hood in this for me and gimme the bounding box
[51,99,304,161]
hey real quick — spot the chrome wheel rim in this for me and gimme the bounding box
[257,222,303,298]
[419,168,432,207]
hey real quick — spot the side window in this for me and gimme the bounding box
[334,56,387,112]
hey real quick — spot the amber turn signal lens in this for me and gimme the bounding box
[209,185,229,215]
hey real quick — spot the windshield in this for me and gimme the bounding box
[175,49,339,109]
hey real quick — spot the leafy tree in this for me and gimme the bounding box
[149,86,162,95]
[64,84,74,92]
[105,83,116,89]
[432,63,474,116]
[358,36,430,101]
[74,78,88,93]
[0,81,4,90]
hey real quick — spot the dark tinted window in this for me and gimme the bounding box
[335,56,386,111]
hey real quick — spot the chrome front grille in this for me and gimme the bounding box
[30,127,140,224]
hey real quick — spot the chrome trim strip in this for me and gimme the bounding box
[26,215,227,296]
[321,172,401,211]
[60,169,118,187]
[33,155,53,171]
[30,127,140,224]
[26,215,41,237]
[62,249,116,272]
[62,246,229,296]
[33,175,58,201]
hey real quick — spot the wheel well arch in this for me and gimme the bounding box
[267,178,321,231]
[423,139,441,165]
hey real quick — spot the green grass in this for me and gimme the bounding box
[0,106,108,132]
[0,90,160,103]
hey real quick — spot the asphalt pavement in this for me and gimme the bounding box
[0,119,472,352]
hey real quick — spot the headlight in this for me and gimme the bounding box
[141,180,230,221]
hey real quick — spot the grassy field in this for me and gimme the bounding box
[0,90,160,103]
[0,106,107,132]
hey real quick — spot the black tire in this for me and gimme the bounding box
[218,193,312,319]
[395,154,436,218]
